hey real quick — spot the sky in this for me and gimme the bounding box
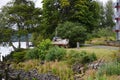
[99,0,116,3]
[0,0,42,8]
[0,0,117,9]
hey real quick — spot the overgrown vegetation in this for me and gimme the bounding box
[4,49,27,62]
[66,50,97,65]
[46,46,66,61]
[98,61,120,76]
[12,60,74,80]
[26,39,66,61]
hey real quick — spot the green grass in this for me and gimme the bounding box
[85,37,115,45]
[67,47,118,61]
[98,61,120,76]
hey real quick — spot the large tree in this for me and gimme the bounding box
[57,21,87,47]
[0,0,41,50]
[42,0,100,38]
[0,5,16,48]
[92,0,115,40]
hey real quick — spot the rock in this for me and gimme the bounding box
[72,63,85,74]
[0,62,60,80]
[6,69,60,80]
[88,59,104,70]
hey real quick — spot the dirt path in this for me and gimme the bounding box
[90,45,119,50]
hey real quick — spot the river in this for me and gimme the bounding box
[0,42,32,61]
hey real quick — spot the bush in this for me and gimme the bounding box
[98,61,120,76]
[12,50,27,62]
[37,39,52,60]
[82,53,97,64]
[4,49,27,62]
[45,46,66,61]
[31,32,44,47]
[25,48,39,59]
[67,51,97,65]
[25,39,52,60]
[92,28,115,41]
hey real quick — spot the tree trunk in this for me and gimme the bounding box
[9,41,16,51]
[18,37,21,49]
[17,23,21,49]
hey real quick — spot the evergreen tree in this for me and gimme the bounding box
[42,0,100,38]
[0,0,41,49]
[105,0,115,28]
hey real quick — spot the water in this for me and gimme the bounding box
[0,42,32,61]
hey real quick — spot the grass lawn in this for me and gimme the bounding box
[67,46,119,61]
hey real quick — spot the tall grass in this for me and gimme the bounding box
[67,47,118,61]
[12,60,74,80]
[98,61,120,76]
[86,75,107,80]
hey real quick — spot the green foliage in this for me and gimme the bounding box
[32,78,38,80]
[12,51,26,62]
[42,0,60,37]
[25,39,67,61]
[37,39,52,60]
[42,0,100,38]
[4,49,27,62]
[0,28,13,43]
[25,48,39,59]
[98,61,120,76]
[57,21,87,47]
[70,1,100,32]
[91,27,116,41]
[31,32,44,47]
[25,39,52,60]
[0,0,41,49]
[45,46,66,61]
[105,0,115,28]
[67,51,97,65]
[87,75,107,80]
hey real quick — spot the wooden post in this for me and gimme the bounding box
[77,42,80,49]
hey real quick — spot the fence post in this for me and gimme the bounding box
[77,42,80,49]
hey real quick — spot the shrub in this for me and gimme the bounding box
[12,51,26,62]
[4,49,27,62]
[82,52,97,64]
[67,51,97,65]
[67,50,82,65]
[31,32,44,47]
[92,27,115,40]
[98,61,120,76]
[37,39,52,60]
[45,46,66,61]
[25,48,39,59]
